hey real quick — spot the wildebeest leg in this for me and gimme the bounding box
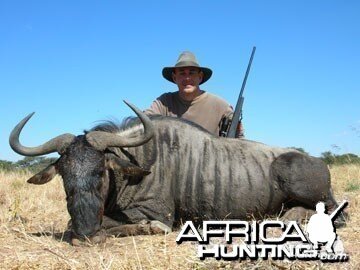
[103,197,174,236]
[71,216,170,245]
[272,152,347,226]
[281,206,315,224]
[102,215,125,229]
[105,220,171,237]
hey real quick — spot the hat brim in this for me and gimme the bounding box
[162,66,212,85]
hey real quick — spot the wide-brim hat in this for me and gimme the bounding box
[162,51,212,85]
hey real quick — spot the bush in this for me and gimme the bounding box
[320,151,360,165]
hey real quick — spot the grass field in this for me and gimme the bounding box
[0,164,359,269]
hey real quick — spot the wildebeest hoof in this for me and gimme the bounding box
[334,211,349,228]
[139,219,150,225]
[71,237,84,246]
[71,230,107,246]
[150,220,171,234]
[334,218,347,228]
[91,230,107,244]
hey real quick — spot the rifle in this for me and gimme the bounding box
[220,46,256,138]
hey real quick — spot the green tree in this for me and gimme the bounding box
[320,151,336,165]
[320,151,360,165]
[15,156,57,172]
[0,160,16,171]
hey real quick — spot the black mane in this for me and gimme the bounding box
[86,117,135,133]
[85,115,213,135]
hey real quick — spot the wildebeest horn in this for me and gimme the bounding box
[85,101,154,150]
[9,112,76,156]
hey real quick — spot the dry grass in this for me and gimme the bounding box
[0,165,359,269]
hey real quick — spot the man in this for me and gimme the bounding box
[145,51,243,137]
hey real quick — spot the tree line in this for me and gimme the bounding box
[0,156,57,172]
[319,151,360,165]
[290,148,360,165]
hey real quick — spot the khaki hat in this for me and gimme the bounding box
[162,51,212,84]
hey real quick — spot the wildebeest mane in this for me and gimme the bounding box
[85,116,143,134]
[86,115,213,135]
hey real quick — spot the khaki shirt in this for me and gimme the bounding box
[145,91,233,135]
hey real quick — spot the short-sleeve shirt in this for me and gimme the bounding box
[145,91,233,135]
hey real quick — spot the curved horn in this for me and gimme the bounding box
[86,101,154,150]
[9,112,76,156]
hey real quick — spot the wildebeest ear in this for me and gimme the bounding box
[106,155,151,177]
[27,164,58,185]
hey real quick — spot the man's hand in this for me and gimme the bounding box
[236,121,245,138]
[219,113,245,138]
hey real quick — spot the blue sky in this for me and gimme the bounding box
[1,1,359,161]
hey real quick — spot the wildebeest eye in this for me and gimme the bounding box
[93,171,104,178]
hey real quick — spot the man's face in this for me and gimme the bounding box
[172,67,203,95]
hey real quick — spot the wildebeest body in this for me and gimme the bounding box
[103,116,330,228]
[10,103,340,244]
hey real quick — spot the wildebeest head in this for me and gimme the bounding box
[9,101,153,245]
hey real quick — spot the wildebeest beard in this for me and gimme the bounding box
[57,135,107,238]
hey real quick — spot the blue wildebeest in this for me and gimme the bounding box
[9,102,345,245]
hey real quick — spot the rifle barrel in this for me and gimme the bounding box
[227,46,256,138]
